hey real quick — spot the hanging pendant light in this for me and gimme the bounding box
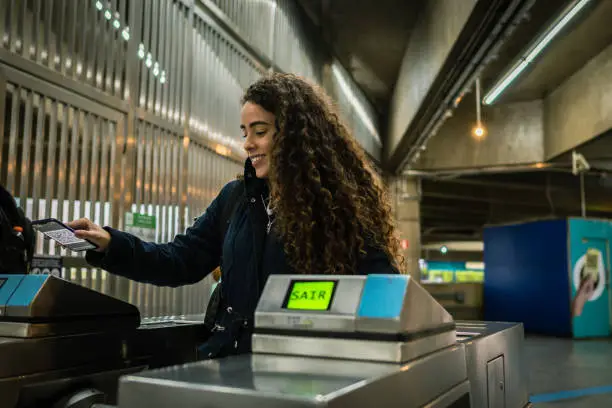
[472,77,487,140]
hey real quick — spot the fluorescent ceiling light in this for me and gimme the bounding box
[331,63,382,145]
[483,0,591,105]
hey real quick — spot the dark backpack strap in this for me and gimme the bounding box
[0,185,34,274]
[203,282,222,331]
[203,180,244,333]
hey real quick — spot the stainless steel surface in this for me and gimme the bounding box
[3,275,139,321]
[457,321,529,408]
[0,318,136,338]
[141,313,206,325]
[0,322,40,338]
[116,320,530,408]
[355,276,454,335]
[252,330,457,364]
[0,320,205,408]
[1,60,127,119]
[0,47,130,112]
[198,0,275,73]
[423,380,470,408]
[0,322,196,378]
[487,356,505,407]
[18,88,33,210]
[1,364,146,408]
[257,312,358,333]
[256,275,453,336]
[117,345,468,408]
[256,275,365,333]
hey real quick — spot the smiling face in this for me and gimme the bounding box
[241,102,276,179]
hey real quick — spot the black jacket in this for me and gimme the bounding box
[86,160,398,358]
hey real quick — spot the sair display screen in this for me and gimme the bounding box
[283,280,337,311]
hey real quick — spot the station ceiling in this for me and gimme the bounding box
[298,0,612,244]
[421,0,612,244]
[297,0,423,110]
[484,0,612,103]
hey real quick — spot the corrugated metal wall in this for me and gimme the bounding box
[330,62,382,159]
[0,0,381,320]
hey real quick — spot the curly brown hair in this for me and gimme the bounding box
[242,73,402,275]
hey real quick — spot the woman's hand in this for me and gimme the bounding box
[66,218,111,252]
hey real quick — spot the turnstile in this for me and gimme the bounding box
[456,321,527,408]
[116,275,530,408]
[0,274,205,408]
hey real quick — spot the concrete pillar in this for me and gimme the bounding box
[387,176,421,280]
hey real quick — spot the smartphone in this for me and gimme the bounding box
[31,218,98,252]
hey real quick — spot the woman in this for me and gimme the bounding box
[68,73,402,359]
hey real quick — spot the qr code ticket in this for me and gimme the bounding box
[45,229,84,245]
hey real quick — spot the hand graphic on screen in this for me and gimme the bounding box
[571,275,596,317]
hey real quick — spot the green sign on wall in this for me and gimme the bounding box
[125,212,157,242]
